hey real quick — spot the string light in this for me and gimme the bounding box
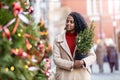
[10,66,15,71]
[5,68,9,72]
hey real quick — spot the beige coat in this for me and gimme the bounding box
[53,31,96,80]
[95,40,107,65]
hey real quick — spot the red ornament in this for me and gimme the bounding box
[12,2,23,16]
[11,48,30,58]
[3,28,10,40]
[11,49,18,55]
[44,58,51,69]
[17,48,23,57]
[45,70,50,77]
[39,43,44,50]
[28,6,34,14]
[0,2,2,8]
[25,39,31,50]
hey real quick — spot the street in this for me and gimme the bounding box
[91,61,120,80]
[50,55,120,80]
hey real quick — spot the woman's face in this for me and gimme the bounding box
[65,15,75,33]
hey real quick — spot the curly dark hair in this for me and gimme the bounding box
[69,12,88,34]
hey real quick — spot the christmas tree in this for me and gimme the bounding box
[0,0,51,80]
[76,21,95,54]
[75,21,95,60]
[33,19,52,80]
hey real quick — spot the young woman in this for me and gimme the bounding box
[53,12,96,80]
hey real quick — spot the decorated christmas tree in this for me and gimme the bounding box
[33,19,52,80]
[0,0,52,80]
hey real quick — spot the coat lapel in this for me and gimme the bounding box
[57,32,73,60]
[73,46,77,58]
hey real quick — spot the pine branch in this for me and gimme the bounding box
[76,21,95,54]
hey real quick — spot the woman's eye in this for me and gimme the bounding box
[70,21,74,23]
[66,20,74,24]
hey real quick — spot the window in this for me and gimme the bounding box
[108,0,120,19]
[87,0,102,16]
[87,0,102,21]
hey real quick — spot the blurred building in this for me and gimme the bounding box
[30,0,120,52]
[60,0,120,52]
[61,0,120,43]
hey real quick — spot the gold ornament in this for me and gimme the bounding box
[5,68,9,72]
[20,29,23,32]
[24,65,28,69]
[17,33,21,37]
[10,66,15,71]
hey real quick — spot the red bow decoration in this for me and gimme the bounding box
[25,39,32,50]
[11,48,31,58]
[12,2,23,16]
[2,27,11,40]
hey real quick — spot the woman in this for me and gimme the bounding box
[106,42,119,73]
[95,39,107,73]
[53,12,96,80]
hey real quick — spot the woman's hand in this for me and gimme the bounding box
[73,60,84,69]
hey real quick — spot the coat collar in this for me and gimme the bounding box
[56,31,76,60]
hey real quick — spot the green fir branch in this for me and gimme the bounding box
[76,21,95,54]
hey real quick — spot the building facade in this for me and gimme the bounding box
[61,0,120,45]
